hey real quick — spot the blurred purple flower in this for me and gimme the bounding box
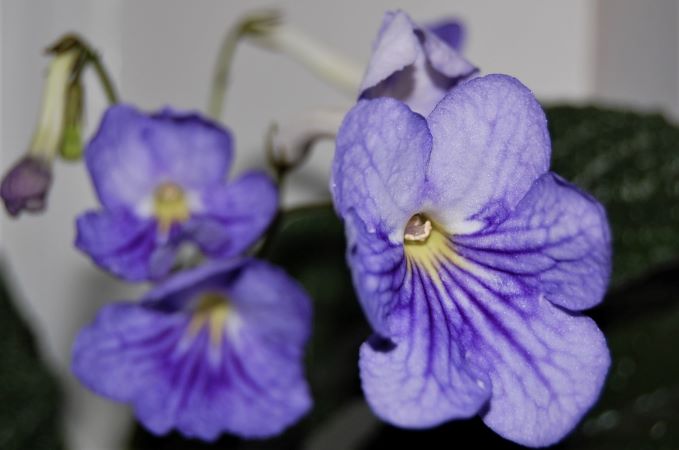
[331,74,612,447]
[72,258,312,441]
[76,105,277,281]
[359,10,478,116]
[0,156,52,216]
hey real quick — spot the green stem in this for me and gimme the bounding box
[208,26,241,120]
[88,51,119,104]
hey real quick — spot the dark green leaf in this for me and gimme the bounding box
[547,106,679,285]
[0,264,64,450]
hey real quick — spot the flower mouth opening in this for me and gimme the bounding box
[154,182,190,231]
[187,292,232,346]
[404,213,433,243]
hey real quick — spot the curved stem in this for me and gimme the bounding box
[88,51,119,104]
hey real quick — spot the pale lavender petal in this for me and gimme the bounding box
[75,209,175,281]
[455,173,612,311]
[331,98,431,239]
[72,260,312,440]
[86,105,232,210]
[426,74,551,232]
[359,263,491,427]
[184,171,277,258]
[360,11,476,116]
[343,210,407,335]
[440,262,610,447]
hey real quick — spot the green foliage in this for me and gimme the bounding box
[0,267,64,450]
[548,106,679,285]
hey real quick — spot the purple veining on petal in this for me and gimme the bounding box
[454,172,612,311]
[72,259,312,440]
[426,74,551,232]
[334,40,612,443]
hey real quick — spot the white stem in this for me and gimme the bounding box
[269,106,348,169]
[30,50,80,160]
[250,24,363,95]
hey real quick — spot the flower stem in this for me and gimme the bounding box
[88,51,119,104]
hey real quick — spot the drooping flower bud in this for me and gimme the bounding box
[0,35,82,216]
[0,156,52,216]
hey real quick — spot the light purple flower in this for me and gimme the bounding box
[72,258,312,440]
[359,10,477,117]
[331,74,611,447]
[76,105,277,281]
[0,155,52,216]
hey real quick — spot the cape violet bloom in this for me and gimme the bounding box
[76,105,277,281]
[73,259,312,440]
[331,75,611,447]
[359,10,477,117]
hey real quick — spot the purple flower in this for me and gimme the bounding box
[331,74,611,447]
[359,11,478,117]
[0,155,52,216]
[76,105,277,281]
[72,258,312,440]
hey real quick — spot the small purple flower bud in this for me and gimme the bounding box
[0,156,52,216]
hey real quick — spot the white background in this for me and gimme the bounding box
[1,1,678,448]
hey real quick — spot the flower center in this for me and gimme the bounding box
[403,214,471,285]
[404,214,432,242]
[153,182,190,231]
[187,292,231,346]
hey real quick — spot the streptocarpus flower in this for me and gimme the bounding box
[76,105,277,281]
[72,259,312,440]
[331,74,611,447]
[359,10,477,117]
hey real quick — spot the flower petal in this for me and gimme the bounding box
[359,263,491,427]
[86,105,232,210]
[72,260,312,440]
[427,19,464,51]
[455,173,612,311]
[426,74,551,232]
[75,209,175,281]
[331,98,431,240]
[184,171,277,258]
[440,263,610,447]
[360,11,476,117]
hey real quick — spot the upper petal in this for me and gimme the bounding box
[455,173,612,311]
[72,259,312,440]
[331,98,431,240]
[184,171,277,258]
[426,74,551,232]
[86,105,232,210]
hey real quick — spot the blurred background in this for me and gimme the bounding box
[1,1,678,449]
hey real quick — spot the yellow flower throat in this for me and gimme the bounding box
[153,182,190,231]
[403,214,470,285]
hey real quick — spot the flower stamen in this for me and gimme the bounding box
[188,292,231,347]
[153,182,190,231]
[404,214,432,242]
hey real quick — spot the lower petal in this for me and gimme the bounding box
[441,264,610,447]
[75,209,163,281]
[359,266,491,427]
